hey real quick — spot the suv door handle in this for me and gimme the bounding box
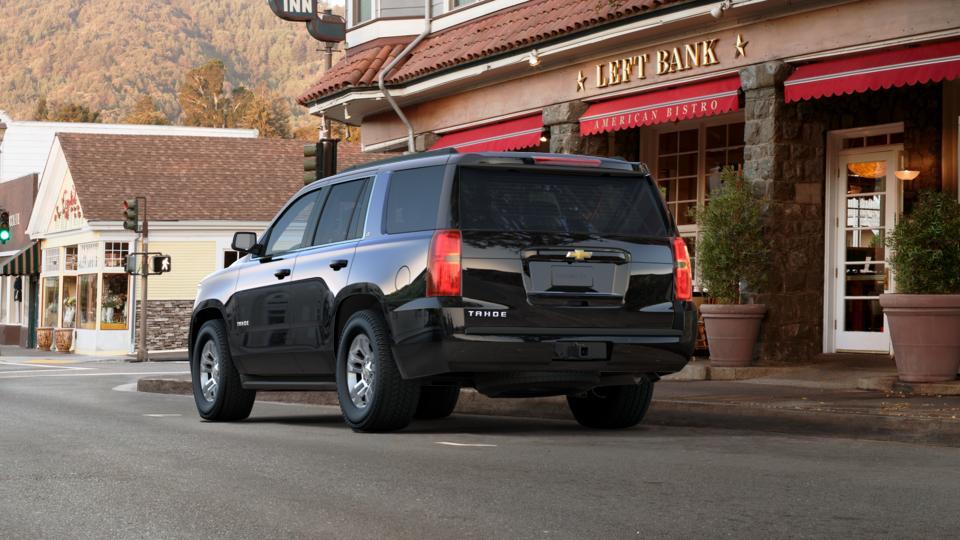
[329,259,349,271]
[274,268,291,280]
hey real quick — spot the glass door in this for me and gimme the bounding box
[834,150,898,352]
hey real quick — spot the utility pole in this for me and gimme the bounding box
[138,197,148,362]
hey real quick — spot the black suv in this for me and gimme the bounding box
[189,150,696,432]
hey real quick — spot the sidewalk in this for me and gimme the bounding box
[0,345,187,363]
[136,357,960,446]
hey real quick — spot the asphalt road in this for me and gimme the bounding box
[1,359,959,539]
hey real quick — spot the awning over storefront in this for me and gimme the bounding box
[430,114,544,152]
[579,76,741,136]
[785,40,960,103]
[1,242,40,276]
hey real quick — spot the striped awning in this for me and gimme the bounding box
[785,40,960,103]
[1,242,40,276]
[430,115,544,153]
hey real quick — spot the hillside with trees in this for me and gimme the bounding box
[0,0,338,128]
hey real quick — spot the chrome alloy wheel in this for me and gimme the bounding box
[198,340,221,403]
[346,334,376,409]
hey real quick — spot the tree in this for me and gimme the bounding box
[178,59,230,127]
[33,97,49,121]
[36,100,101,123]
[122,95,170,125]
[236,85,291,138]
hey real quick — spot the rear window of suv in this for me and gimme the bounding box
[458,168,669,237]
[385,166,445,234]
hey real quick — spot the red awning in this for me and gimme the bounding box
[785,40,960,103]
[579,77,740,136]
[430,115,543,152]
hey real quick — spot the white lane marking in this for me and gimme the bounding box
[435,441,498,448]
[0,371,189,380]
[0,360,89,372]
[143,414,182,418]
[112,382,139,392]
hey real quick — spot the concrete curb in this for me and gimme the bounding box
[661,360,798,381]
[858,375,960,396]
[137,377,960,445]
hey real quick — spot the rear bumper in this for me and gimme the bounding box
[388,303,696,380]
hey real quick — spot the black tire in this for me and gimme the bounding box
[414,385,460,420]
[566,378,654,429]
[336,310,420,432]
[191,319,255,421]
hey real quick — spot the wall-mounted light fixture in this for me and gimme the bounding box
[343,104,351,120]
[527,49,542,68]
[895,150,919,181]
[710,0,733,19]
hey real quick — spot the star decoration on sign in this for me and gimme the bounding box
[576,70,587,92]
[735,34,748,58]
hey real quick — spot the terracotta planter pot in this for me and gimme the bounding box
[879,294,960,383]
[700,304,766,367]
[55,328,74,353]
[36,327,54,351]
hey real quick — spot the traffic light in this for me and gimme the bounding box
[123,198,139,232]
[0,212,9,244]
[303,139,339,184]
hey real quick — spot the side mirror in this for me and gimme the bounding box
[232,232,261,256]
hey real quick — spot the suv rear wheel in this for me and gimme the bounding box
[191,319,256,421]
[566,377,654,429]
[336,310,420,432]
[414,385,460,419]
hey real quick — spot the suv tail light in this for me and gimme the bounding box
[673,237,693,302]
[427,229,462,297]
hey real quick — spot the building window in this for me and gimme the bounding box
[78,274,98,330]
[355,0,374,23]
[104,242,129,268]
[101,274,128,330]
[64,246,78,271]
[652,118,745,291]
[79,242,100,271]
[43,248,59,273]
[451,0,478,7]
[223,250,240,268]
[42,277,59,327]
[62,276,78,328]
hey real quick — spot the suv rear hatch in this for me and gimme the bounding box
[457,164,681,335]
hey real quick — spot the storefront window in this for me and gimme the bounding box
[101,274,129,330]
[43,248,59,273]
[42,277,59,327]
[657,128,700,226]
[223,250,240,268]
[64,246,78,271]
[78,274,98,330]
[79,242,100,271]
[61,276,78,328]
[104,242,129,268]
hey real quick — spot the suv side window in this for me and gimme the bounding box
[263,191,322,257]
[313,179,370,246]
[385,166,445,234]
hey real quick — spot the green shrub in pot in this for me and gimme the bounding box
[693,167,769,367]
[881,190,960,383]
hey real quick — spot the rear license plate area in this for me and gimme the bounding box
[554,342,608,360]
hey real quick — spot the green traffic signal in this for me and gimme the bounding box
[0,211,9,244]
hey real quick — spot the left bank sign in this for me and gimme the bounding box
[267,0,316,22]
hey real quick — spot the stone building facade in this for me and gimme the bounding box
[300,0,960,362]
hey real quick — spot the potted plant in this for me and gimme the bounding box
[695,168,769,367]
[36,327,53,351]
[102,294,119,323]
[55,327,74,353]
[62,296,76,328]
[880,191,960,382]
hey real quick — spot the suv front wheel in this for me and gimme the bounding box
[191,319,256,421]
[336,310,421,432]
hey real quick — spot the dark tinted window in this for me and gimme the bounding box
[459,168,669,237]
[314,179,367,246]
[264,191,321,256]
[385,166,445,234]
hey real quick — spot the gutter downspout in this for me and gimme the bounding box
[377,0,432,153]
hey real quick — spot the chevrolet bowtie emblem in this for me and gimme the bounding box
[565,249,593,262]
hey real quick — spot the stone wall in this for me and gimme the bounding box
[133,299,192,351]
[741,61,943,363]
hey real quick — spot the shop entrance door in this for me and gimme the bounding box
[832,150,899,352]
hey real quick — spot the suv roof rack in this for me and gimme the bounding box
[340,147,457,173]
